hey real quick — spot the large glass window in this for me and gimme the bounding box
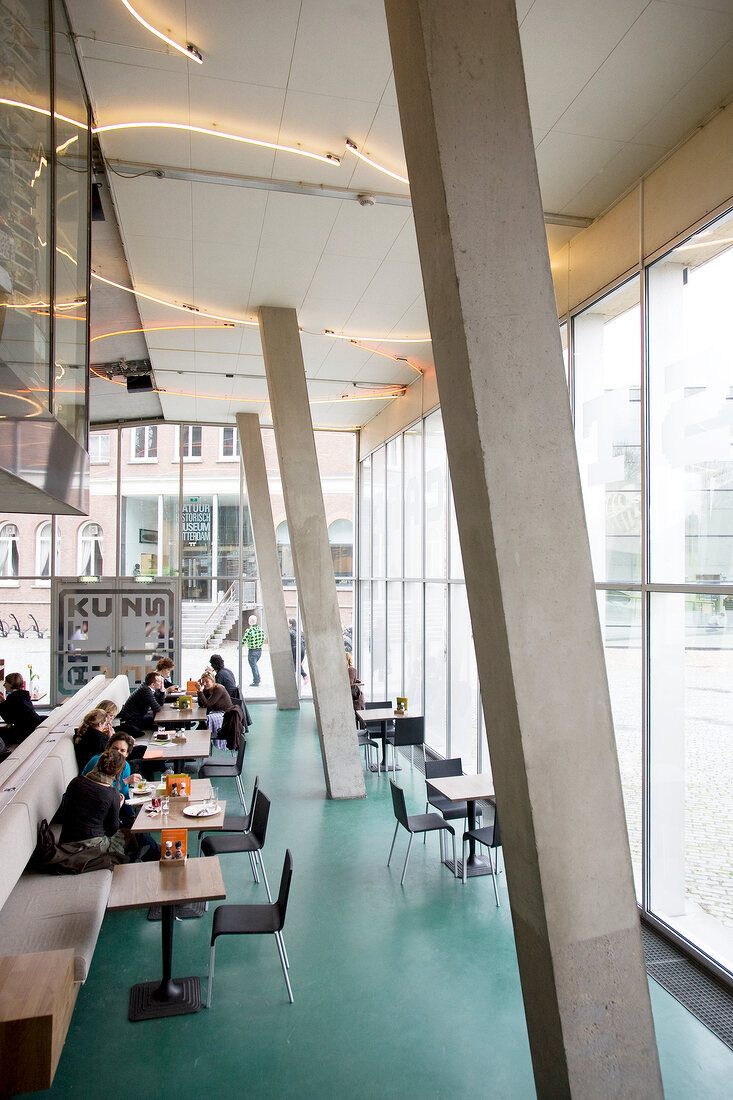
[0,524,20,583]
[573,277,641,583]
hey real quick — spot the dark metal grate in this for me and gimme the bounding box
[642,926,733,1050]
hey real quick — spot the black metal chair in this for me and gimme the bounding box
[364,700,394,736]
[425,757,483,829]
[356,721,380,771]
[385,716,426,773]
[462,810,502,904]
[206,849,294,1006]
[198,734,247,810]
[201,789,273,901]
[387,780,456,885]
[196,775,259,861]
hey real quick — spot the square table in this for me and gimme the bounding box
[130,796,226,833]
[108,857,225,1021]
[154,702,209,728]
[126,777,213,806]
[143,726,212,762]
[355,708,421,772]
[427,774,496,879]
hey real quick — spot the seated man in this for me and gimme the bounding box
[118,671,164,735]
[0,672,42,746]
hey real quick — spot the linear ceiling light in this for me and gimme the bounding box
[345,138,408,186]
[0,97,86,130]
[350,340,423,376]
[91,272,258,326]
[324,329,430,343]
[92,122,341,168]
[91,323,235,343]
[119,0,203,63]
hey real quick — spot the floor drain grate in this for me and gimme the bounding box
[641,925,733,1051]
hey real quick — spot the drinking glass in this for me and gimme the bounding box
[151,795,161,813]
[207,786,218,813]
[161,796,170,816]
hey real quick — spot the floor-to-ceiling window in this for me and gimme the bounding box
[357,202,733,982]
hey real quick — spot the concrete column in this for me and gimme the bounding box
[385,3,662,1097]
[258,306,365,799]
[236,413,299,711]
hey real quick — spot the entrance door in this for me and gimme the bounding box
[52,578,179,700]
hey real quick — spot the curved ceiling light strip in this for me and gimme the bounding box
[349,340,423,376]
[345,138,408,186]
[91,272,258,326]
[119,0,203,64]
[92,323,235,343]
[93,122,341,168]
[0,97,86,130]
[324,329,430,344]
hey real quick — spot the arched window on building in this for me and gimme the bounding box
[329,519,353,580]
[78,522,103,576]
[0,523,19,584]
[36,522,52,581]
[276,521,294,583]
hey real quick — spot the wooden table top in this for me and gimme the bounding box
[155,702,209,726]
[427,774,495,802]
[143,727,211,760]
[131,797,226,833]
[127,777,212,805]
[356,708,420,723]
[107,855,226,911]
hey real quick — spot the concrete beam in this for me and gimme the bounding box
[236,412,299,710]
[384,1,662,1095]
[258,306,365,799]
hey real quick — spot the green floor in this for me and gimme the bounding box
[30,704,733,1099]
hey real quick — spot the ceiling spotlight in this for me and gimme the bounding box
[357,194,375,208]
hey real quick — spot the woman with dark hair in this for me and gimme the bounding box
[155,657,178,695]
[73,708,111,771]
[83,732,159,856]
[0,672,42,745]
[346,652,365,723]
[197,670,233,740]
[57,748,129,868]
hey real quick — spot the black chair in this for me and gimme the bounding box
[385,716,426,773]
[197,775,259,860]
[198,735,247,810]
[462,810,502,904]
[356,721,380,771]
[364,700,394,736]
[387,780,456,885]
[425,758,483,829]
[202,789,273,901]
[206,849,294,1007]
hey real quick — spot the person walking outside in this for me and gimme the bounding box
[243,614,265,687]
[288,618,308,684]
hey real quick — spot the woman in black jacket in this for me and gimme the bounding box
[0,672,42,745]
[57,747,129,868]
[73,708,111,771]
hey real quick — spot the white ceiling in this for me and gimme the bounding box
[66,0,733,429]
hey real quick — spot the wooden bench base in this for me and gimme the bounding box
[0,950,78,1097]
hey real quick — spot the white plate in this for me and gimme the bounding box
[182,803,220,818]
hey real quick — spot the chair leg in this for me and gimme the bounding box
[277,929,290,970]
[387,821,399,867]
[400,832,414,886]
[451,833,457,878]
[438,828,444,862]
[235,774,246,811]
[250,850,260,884]
[257,850,273,903]
[206,943,216,1007]
[462,836,468,884]
[275,931,294,1003]
[489,846,501,907]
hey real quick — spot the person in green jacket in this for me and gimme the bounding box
[242,614,265,686]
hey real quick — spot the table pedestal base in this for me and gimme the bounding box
[147,901,206,921]
[369,762,401,772]
[442,854,494,878]
[128,976,201,1021]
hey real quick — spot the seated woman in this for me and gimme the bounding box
[96,699,119,736]
[0,672,42,746]
[73,708,111,771]
[155,656,178,695]
[57,747,129,869]
[196,670,233,741]
[83,732,159,857]
[346,652,365,725]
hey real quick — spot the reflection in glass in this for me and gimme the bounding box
[372,447,386,578]
[425,411,447,578]
[573,277,641,583]
[649,591,733,973]
[387,581,403,700]
[425,582,447,757]
[386,436,402,577]
[403,582,423,713]
[371,580,386,698]
[649,209,733,585]
[404,422,422,577]
[449,584,478,772]
[599,589,642,897]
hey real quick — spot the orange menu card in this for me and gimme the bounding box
[161,828,187,865]
[165,774,191,797]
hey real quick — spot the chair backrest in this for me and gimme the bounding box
[244,775,260,830]
[425,757,462,781]
[391,716,425,747]
[389,779,410,830]
[492,809,501,849]
[249,789,271,847]
[365,700,391,710]
[234,732,247,771]
[276,848,294,926]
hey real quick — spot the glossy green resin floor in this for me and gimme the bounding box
[27,705,733,1099]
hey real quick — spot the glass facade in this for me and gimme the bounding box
[358,204,733,981]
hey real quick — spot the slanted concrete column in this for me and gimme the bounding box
[236,412,299,711]
[385,2,662,1097]
[258,306,365,799]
